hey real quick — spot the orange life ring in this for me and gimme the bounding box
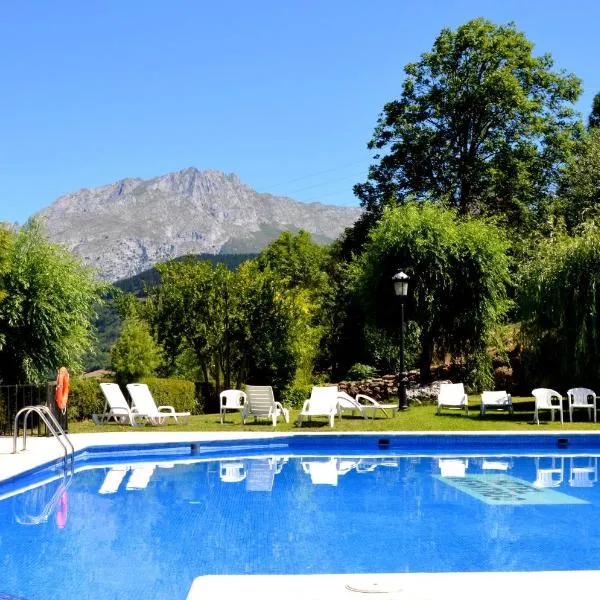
[55,367,69,412]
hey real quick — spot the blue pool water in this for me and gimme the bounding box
[2,434,600,599]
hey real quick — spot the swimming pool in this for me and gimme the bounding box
[3,433,600,599]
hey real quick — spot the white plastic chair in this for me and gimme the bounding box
[532,388,563,425]
[96,383,147,426]
[569,457,597,487]
[480,390,513,416]
[298,385,340,427]
[219,461,246,483]
[219,389,247,424]
[242,385,289,426]
[126,383,191,425]
[567,387,597,422]
[436,383,469,416]
[533,457,563,488]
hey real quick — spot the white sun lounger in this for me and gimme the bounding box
[98,466,129,494]
[242,385,289,426]
[298,385,340,427]
[126,383,191,425]
[95,383,147,426]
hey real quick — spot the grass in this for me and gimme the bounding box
[68,396,600,434]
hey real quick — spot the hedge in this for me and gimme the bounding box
[66,376,198,421]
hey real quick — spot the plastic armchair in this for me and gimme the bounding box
[532,388,563,425]
[567,387,597,423]
[219,389,247,424]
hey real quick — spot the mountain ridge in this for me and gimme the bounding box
[39,167,362,281]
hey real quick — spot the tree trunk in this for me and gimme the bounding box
[418,336,435,383]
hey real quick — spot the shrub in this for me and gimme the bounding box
[345,363,378,381]
[67,376,106,421]
[280,383,312,409]
[139,377,198,414]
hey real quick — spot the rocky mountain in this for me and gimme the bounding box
[39,168,362,281]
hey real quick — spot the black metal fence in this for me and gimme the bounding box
[0,383,67,436]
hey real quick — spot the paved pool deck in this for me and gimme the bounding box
[3,430,600,599]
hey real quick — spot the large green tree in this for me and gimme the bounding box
[352,203,511,389]
[149,258,299,394]
[355,18,582,231]
[0,219,106,383]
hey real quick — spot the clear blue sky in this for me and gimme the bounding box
[2,0,599,224]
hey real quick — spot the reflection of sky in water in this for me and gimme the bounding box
[2,452,600,600]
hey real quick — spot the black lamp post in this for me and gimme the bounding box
[392,271,409,411]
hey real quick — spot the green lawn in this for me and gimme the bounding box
[68,396,600,434]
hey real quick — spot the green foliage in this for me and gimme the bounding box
[345,363,378,381]
[518,222,600,389]
[257,230,329,291]
[110,318,163,384]
[138,377,198,414]
[280,382,312,409]
[67,377,106,421]
[115,253,258,295]
[353,202,511,389]
[0,219,108,384]
[150,258,300,394]
[589,92,600,129]
[355,18,582,233]
[557,128,600,229]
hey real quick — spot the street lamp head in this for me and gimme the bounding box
[392,271,409,298]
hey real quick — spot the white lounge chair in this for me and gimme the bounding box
[567,387,597,422]
[98,466,129,494]
[95,383,147,426]
[337,391,398,419]
[438,458,469,477]
[480,390,513,416]
[241,385,289,426]
[126,383,191,425]
[532,388,563,425]
[301,457,355,486]
[126,464,156,490]
[297,385,340,428]
[245,457,287,491]
[219,389,247,424]
[436,383,469,416]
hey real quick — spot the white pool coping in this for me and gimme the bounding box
[3,429,600,599]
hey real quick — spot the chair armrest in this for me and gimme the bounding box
[355,393,377,406]
[462,394,469,404]
[300,400,311,412]
[157,405,176,414]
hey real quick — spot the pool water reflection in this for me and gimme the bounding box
[2,448,600,600]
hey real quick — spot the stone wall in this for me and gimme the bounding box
[337,372,452,405]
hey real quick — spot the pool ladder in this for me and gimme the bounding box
[12,405,75,470]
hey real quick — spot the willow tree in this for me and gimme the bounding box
[519,222,600,389]
[355,18,582,232]
[0,219,105,383]
[352,203,511,389]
